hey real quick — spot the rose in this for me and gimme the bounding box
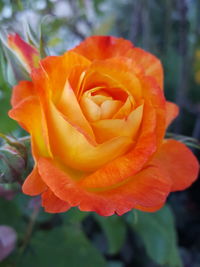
[8,35,199,216]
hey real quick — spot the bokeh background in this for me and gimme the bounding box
[0,0,200,266]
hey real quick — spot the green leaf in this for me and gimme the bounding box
[0,197,21,230]
[62,207,90,224]
[20,226,106,267]
[0,88,18,134]
[128,205,182,267]
[95,214,126,255]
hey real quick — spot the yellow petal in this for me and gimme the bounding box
[113,95,134,119]
[57,79,95,140]
[100,100,123,119]
[92,104,144,143]
[45,101,133,171]
[80,95,101,122]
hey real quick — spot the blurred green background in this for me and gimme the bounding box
[0,0,200,266]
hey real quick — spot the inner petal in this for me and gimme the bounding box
[80,86,128,123]
[80,95,101,122]
[57,79,96,140]
[100,99,123,119]
[92,104,144,143]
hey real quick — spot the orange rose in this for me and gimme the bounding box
[8,35,199,216]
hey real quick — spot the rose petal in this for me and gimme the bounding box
[80,95,101,122]
[9,96,52,157]
[92,104,143,142]
[151,139,199,191]
[11,80,34,107]
[125,47,163,89]
[73,36,134,61]
[39,51,91,103]
[42,189,70,213]
[165,101,179,128]
[22,166,47,196]
[79,103,157,187]
[113,95,134,119]
[38,157,171,216]
[100,99,123,119]
[57,79,95,140]
[84,58,142,101]
[44,98,133,171]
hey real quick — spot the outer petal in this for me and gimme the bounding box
[139,75,166,144]
[42,189,70,213]
[22,166,47,196]
[7,34,40,73]
[133,204,164,212]
[165,101,179,128]
[151,139,199,191]
[11,81,34,107]
[72,36,134,61]
[9,96,51,157]
[38,157,171,216]
[125,47,163,89]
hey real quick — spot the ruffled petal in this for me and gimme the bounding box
[151,139,199,191]
[38,157,171,216]
[22,166,47,196]
[42,189,70,213]
[72,36,134,61]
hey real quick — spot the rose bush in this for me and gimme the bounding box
[8,35,199,216]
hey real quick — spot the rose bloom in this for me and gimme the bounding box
[8,35,199,216]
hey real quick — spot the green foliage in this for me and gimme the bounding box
[62,208,89,224]
[128,205,183,267]
[0,43,18,134]
[0,197,21,230]
[0,89,18,134]
[20,226,106,267]
[95,214,126,255]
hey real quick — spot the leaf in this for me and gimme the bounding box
[0,198,21,231]
[20,226,106,267]
[95,214,126,255]
[128,205,183,267]
[62,207,90,224]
